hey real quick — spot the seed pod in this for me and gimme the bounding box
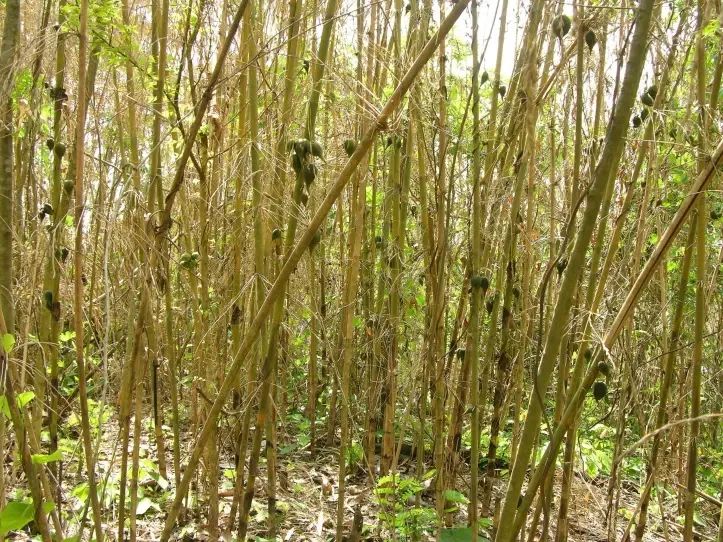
[60,247,69,263]
[640,92,654,107]
[54,142,66,157]
[597,360,611,377]
[556,258,568,275]
[42,203,54,215]
[592,381,608,401]
[552,14,572,39]
[303,59,310,74]
[632,115,641,128]
[272,228,282,241]
[470,275,486,289]
[498,84,506,98]
[46,138,54,150]
[311,141,324,158]
[63,180,74,193]
[456,348,466,360]
[485,299,494,314]
[640,108,649,122]
[343,139,357,157]
[480,70,489,85]
[646,85,658,99]
[585,29,597,50]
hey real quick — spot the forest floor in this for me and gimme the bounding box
[4,412,721,541]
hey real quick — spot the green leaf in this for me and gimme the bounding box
[0,501,35,536]
[32,449,63,464]
[16,391,35,409]
[440,527,489,542]
[1,333,15,353]
[443,489,469,504]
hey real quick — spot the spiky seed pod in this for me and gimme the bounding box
[597,361,611,377]
[311,141,323,158]
[272,228,282,241]
[456,348,466,360]
[480,70,489,85]
[42,203,54,215]
[646,85,658,99]
[632,115,642,128]
[640,92,654,107]
[640,108,649,122]
[552,14,571,39]
[470,275,486,289]
[343,139,357,157]
[592,381,608,401]
[54,142,66,157]
[303,163,317,185]
[498,84,506,98]
[585,29,597,50]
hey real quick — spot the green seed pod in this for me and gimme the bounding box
[646,85,658,99]
[597,361,611,377]
[343,139,357,157]
[42,203,54,215]
[470,275,486,289]
[311,141,324,158]
[272,228,282,241]
[480,70,489,85]
[54,142,66,157]
[584,29,597,50]
[640,108,649,122]
[552,14,571,39]
[498,84,506,98]
[592,381,608,401]
[640,92,654,107]
[632,115,641,128]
